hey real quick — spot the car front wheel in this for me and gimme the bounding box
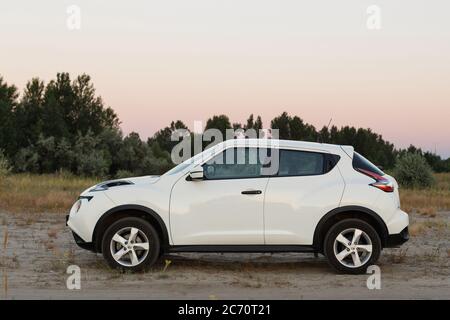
[102,217,160,271]
[324,218,381,274]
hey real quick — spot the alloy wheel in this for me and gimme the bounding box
[333,228,373,268]
[110,227,150,267]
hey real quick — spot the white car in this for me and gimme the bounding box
[67,139,409,274]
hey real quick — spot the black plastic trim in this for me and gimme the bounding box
[313,205,389,250]
[385,227,409,248]
[89,180,134,192]
[168,245,315,253]
[92,204,170,252]
[241,190,262,195]
[72,231,95,252]
[78,195,93,201]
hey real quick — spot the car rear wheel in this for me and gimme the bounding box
[102,217,160,271]
[324,218,381,274]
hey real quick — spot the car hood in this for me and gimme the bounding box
[81,175,160,196]
[118,175,161,185]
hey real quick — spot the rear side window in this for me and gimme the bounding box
[352,152,384,176]
[277,150,325,176]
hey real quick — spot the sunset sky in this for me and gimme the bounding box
[1,0,449,157]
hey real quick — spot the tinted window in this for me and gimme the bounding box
[277,150,324,176]
[352,152,384,176]
[203,147,268,180]
[324,153,341,173]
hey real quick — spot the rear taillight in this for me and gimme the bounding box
[356,168,394,193]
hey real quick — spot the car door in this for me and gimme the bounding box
[264,149,345,245]
[170,147,269,245]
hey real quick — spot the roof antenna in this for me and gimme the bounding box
[326,118,333,131]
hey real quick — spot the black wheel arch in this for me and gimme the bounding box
[313,206,389,252]
[92,204,170,253]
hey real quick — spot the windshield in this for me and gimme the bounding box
[163,147,219,176]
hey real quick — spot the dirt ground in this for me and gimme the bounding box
[0,211,448,300]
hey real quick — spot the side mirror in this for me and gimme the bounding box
[188,167,204,181]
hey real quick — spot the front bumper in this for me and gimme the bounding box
[71,230,95,252]
[385,227,409,248]
[66,191,115,242]
[67,214,95,252]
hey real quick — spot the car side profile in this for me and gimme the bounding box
[67,139,409,274]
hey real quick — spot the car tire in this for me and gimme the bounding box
[324,218,381,274]
[102,217,160,272]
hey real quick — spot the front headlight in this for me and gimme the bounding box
[71,196,93,214]
[73,199,82,213]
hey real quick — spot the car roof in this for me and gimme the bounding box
[216,139,353,155]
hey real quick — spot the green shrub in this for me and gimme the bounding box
[14,147,39,173]
[75,150,109,177]
[114,170,134,179]
[73,131,110,177]
[393,153,434,188]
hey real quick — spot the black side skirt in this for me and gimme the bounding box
[167,245,315,253]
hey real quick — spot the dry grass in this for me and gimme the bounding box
[385,248,408,264]
[3,227,8,249]
[409,219,448,237]
[409,222,426,236]
[47,228,58,239]
[400,173,450,215]
[0,172,449,215]
[0,173,98,214]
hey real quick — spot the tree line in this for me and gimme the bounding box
[0,73,449,178]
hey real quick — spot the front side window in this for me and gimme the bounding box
[277,149,325,176]
[203,147,269,180]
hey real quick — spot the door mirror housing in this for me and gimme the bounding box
[188,167,204,181]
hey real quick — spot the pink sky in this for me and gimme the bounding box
[1,1,449,157]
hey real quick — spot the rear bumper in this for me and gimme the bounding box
[385,227,409,248]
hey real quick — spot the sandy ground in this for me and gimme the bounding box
[0,211,448,300]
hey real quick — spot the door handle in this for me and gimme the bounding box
[241,190,262,195]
